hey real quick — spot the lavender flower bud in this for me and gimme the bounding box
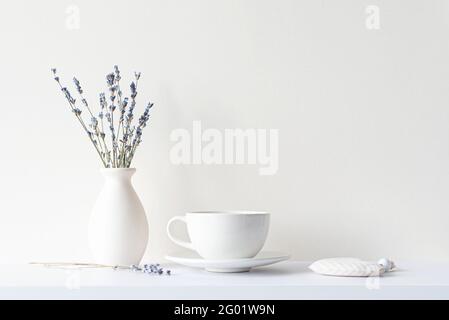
[120,97,128,122]
[51,69,59,82]
[114,65,121,81]
[122,97,129,109]
[91,117,98,128]
[106,73,115,87]
[109,86,117,104]
[73,77,83,94]
[138,102,153,128]
[130,82,137,98]
[99,93,107,109]
[131,265,140,272]
[62,87,76,105]
[127,103,135,120]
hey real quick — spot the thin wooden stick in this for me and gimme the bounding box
[29,262,129,269]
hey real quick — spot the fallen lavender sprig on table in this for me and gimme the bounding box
[29,262,172,275]
[52,66,155,168]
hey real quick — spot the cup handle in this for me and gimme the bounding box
[166,216,195,250]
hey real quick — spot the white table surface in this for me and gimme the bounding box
[0,261,448,299]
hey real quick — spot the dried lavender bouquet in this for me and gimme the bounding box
[52,66,153,168]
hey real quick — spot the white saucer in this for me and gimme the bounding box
[165,251,290,273]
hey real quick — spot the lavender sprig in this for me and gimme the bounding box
[127,101,153,166]
[72,77,108,162]
[52,69,108,167]
[113,66,129,168]
[105,73,119,167]
[98,93,112,165]
[30,261,171,275]
[121,72,140,166]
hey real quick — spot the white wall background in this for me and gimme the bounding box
[0,0,448,263]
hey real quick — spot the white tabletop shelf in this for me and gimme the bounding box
[1,261,448,299]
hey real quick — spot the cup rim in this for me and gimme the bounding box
[187,210,269,216]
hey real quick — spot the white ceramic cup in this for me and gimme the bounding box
[167,211,270,260]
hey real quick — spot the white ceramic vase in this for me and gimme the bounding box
[88,168,148,266]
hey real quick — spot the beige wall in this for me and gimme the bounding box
[1,0,448,263]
